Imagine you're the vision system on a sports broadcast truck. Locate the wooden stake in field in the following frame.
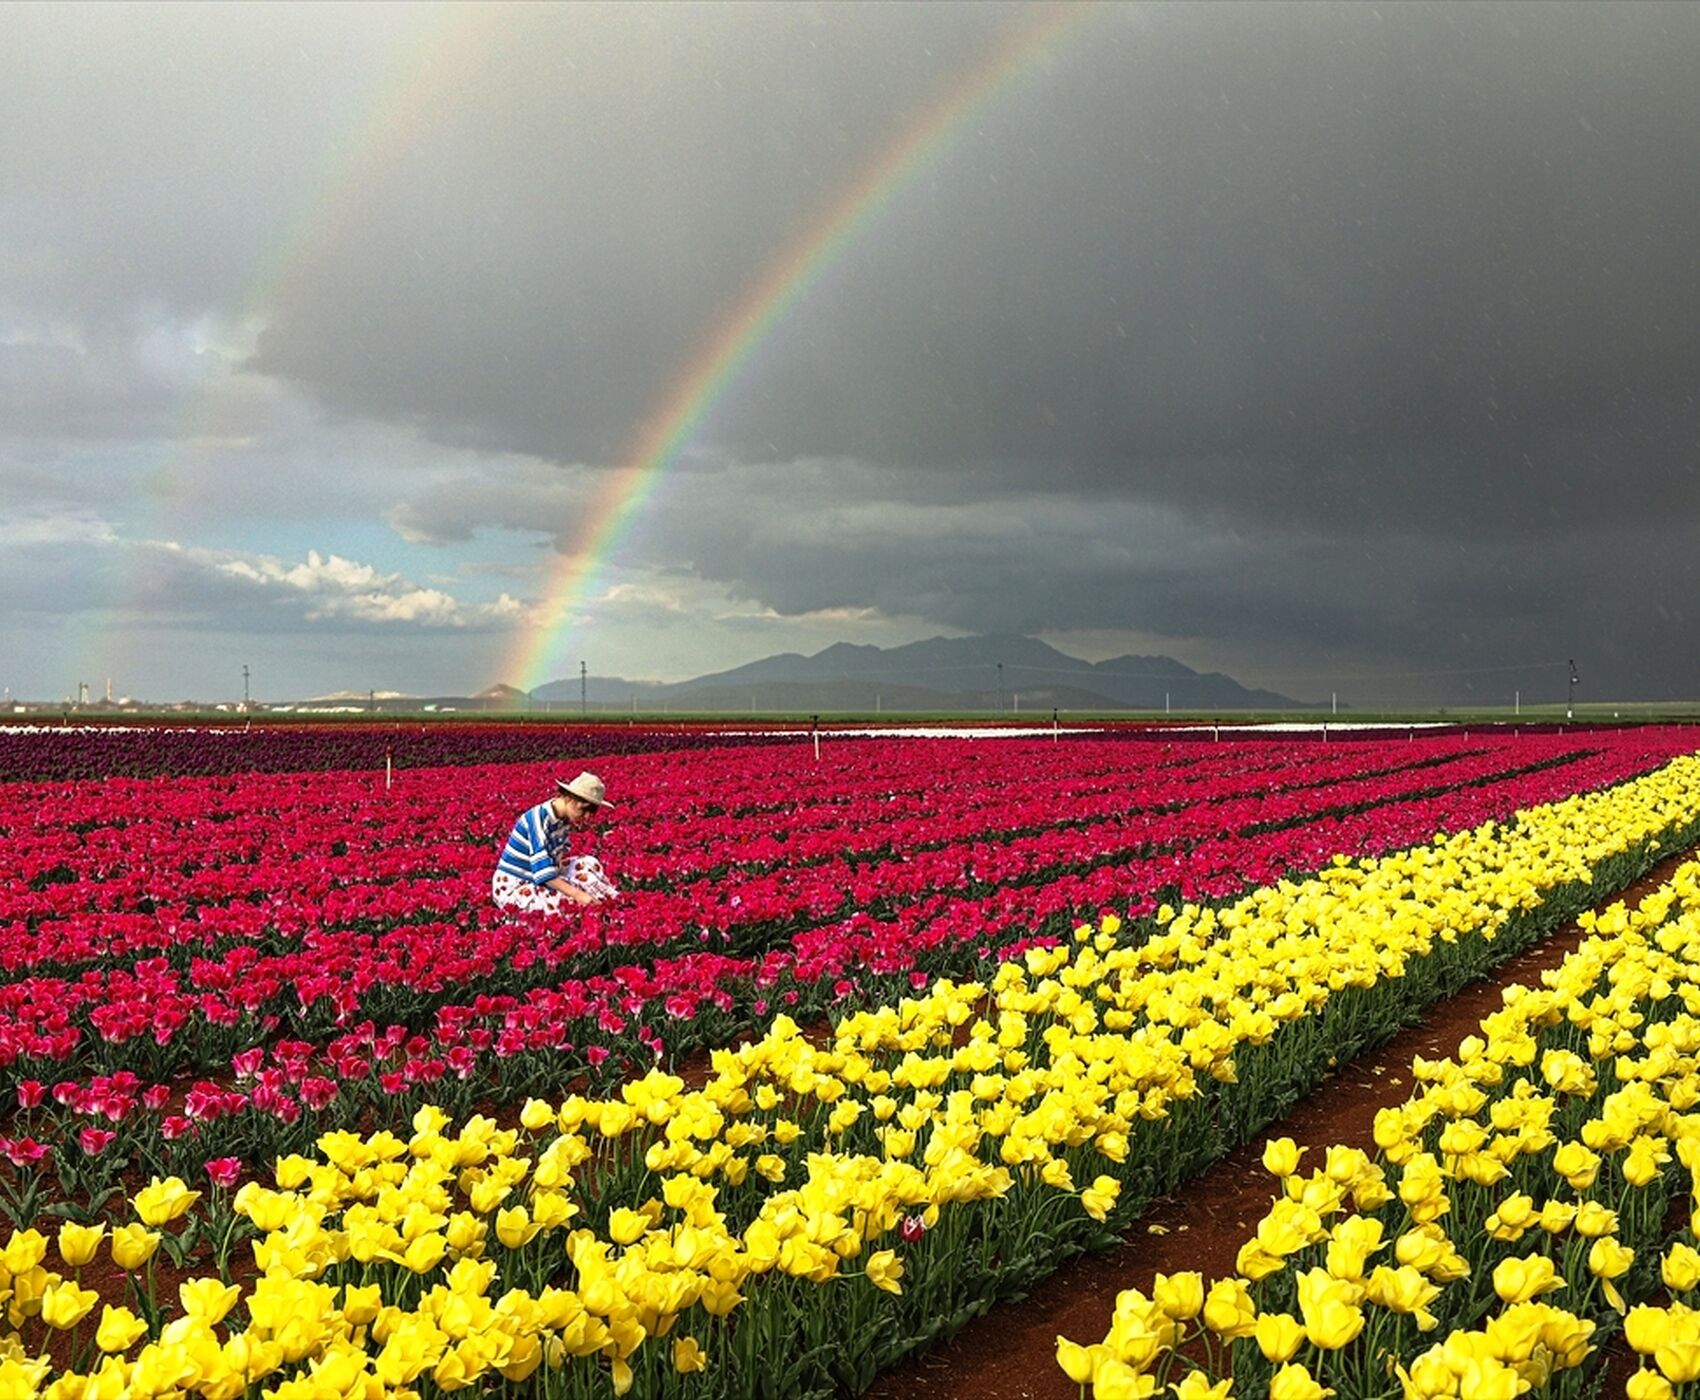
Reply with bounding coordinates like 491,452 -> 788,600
811,715 -> 820,762
385,747 -> 392,791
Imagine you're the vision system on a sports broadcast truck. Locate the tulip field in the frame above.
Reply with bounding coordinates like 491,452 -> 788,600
1056,852 -> 1700,1400
4,723 -> 1700,1398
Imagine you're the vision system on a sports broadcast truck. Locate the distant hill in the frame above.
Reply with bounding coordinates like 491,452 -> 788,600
532,633 -> 1312,711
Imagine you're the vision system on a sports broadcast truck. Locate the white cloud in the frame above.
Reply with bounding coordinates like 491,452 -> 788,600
600,582 -> 689,615
163,543 -> 531,630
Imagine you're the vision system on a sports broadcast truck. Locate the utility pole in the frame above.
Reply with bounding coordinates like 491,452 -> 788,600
242,664 -> 250,710
996,662 -> 1003,716
1567,659 -> 1578,721
580,660 -> 587,717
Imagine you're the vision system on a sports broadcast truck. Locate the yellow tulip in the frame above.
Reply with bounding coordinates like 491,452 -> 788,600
342,1283 -> 383,1326
1363,1264 -> 1441,1330
1267,1361 -> 1333,1400
1324,1215 -> 1384,1281
110,1223 -> 162,1271
673,1335 -> 708,1374
1202,1278 -> 1257,1340
1627,1366 -> 1677,1400
444,1211 -> 487,1257
1254,1311 -> 1306,1364
1262,1137 -> 1304,1178
607,1208 -> 648,1246
1664,1242 -> 1700,1292
519,1098 -> 555,1131
1656,1338 -> 1700,1385
1492,1255 -> 1564,1304
495,1206 -> 541,1249
1552,1141 -> 1601,1189
40,1280 -> 100,1330
865,1249 -> 904,1295
1171,1373 -> 1235,1400
178,1278 -> 240,1326
1573,1201 -> 1619,1238
1457,1355 -> 1531,1400
1055,1336 -> 1102,1384
1092,1359 -> 1160,1399
2,1227 -> 48,1273
1396,1348 -> 1458,1400
1591,1235 -> 1637,1311
95,1303 -> 150,1353
1626,1305 -> 1671,1355
1080,1175 -> 1121,1222
1295,1267 -> 1364,1350
1624,1136 -> 1671,1186
0,1356 -> 52,1399
1234,1240 -> 1285,1282
1152,1271 -> 1204,1322
375,1324 -> 436,1386
52,1220 -> 104,1271
401,1232 -> 447,1274
133,1176 -> 202,1227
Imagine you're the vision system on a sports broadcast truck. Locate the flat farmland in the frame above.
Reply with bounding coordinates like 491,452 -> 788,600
2,723 -> 1698,1398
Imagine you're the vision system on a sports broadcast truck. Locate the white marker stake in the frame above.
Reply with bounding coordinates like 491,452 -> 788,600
386,752 -> 393,791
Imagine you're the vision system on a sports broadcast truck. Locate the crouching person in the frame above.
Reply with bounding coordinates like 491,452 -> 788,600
493,771 -> 617,913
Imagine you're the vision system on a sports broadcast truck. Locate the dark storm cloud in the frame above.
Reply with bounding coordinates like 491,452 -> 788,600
238,2 -> 1700,543
0,2 -> 408,324
629,458 -> 1700,702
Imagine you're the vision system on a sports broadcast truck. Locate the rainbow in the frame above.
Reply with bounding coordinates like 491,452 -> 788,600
507,1 -> 1098,693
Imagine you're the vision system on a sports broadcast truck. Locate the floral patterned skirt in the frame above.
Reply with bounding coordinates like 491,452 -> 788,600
491,856 -> 617,914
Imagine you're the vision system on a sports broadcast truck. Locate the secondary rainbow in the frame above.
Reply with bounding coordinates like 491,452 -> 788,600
86,5 -> 497,694
508,1 -> 1098,693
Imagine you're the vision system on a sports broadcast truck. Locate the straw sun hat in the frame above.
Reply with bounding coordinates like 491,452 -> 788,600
556,771 -> 613,808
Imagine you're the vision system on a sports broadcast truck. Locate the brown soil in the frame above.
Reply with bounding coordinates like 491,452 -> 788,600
863,849 -> 1698,1400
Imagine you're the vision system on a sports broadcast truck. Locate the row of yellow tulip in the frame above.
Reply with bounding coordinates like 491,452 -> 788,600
8,754 -> 1700,1398
1059,848 -> 1700,1399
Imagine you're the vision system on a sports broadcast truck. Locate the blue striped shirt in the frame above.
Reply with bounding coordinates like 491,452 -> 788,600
497,801 -> 570,885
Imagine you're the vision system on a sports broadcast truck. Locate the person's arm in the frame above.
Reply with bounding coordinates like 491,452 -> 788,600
543,875 -> 599,906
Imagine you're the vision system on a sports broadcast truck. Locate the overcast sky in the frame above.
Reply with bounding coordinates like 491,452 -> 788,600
5,0 -> 1699,706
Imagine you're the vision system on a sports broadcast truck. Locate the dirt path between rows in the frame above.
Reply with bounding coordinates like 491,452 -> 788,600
864,847 -> 1699,1400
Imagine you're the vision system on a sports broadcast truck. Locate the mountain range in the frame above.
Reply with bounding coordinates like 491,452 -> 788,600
530,634 -> 1311,712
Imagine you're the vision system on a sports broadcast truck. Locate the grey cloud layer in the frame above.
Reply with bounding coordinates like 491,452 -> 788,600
238,3 -> 1700,537
6,2 -> 1700,699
